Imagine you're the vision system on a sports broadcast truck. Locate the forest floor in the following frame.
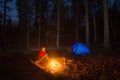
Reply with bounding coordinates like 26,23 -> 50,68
0,48 -> 120,80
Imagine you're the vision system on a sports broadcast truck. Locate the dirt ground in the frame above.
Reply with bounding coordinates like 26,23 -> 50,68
0,53 -> 71,80
0,50 -> 120,80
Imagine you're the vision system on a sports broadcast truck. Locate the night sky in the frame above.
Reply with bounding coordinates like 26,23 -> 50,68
7,0 -> 18,22
0,0 -> 18,22
0,0 -> 118,22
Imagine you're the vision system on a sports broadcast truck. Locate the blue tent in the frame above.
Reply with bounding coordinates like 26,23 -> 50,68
72,42 -> 90,55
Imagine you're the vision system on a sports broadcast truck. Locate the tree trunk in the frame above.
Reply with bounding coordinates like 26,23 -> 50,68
26,0 -> 29,49
57,0 -> 60,48
93,0 -> 97,44
76,0 -> 79,42
27,15 -> 30,49
85,0 -> 89,46
38,18 -> 41,48
103,0 -> 109,48
3,0 -> 6,28
35,0 -> 41,49
2,0 -> 7,54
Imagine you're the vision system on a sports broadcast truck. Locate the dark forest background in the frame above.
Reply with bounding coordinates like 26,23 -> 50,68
0,0 -> 120,54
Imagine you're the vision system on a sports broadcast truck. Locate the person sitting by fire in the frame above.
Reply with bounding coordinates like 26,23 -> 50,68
34,47 -> 49,69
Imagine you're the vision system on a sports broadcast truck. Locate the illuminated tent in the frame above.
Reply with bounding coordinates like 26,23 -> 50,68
72,42 -> 90,55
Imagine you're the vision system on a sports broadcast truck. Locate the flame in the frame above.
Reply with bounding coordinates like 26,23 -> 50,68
47,59 -> 62,74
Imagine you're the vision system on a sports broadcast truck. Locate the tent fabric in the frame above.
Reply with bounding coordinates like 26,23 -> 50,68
72,42 -> 90,55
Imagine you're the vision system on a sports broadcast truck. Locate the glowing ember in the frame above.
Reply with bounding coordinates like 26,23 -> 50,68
47,60 -> 62,74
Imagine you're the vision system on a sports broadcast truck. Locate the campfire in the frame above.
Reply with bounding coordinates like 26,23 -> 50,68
44,57 -> 68,75
47,59 -> 62,74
